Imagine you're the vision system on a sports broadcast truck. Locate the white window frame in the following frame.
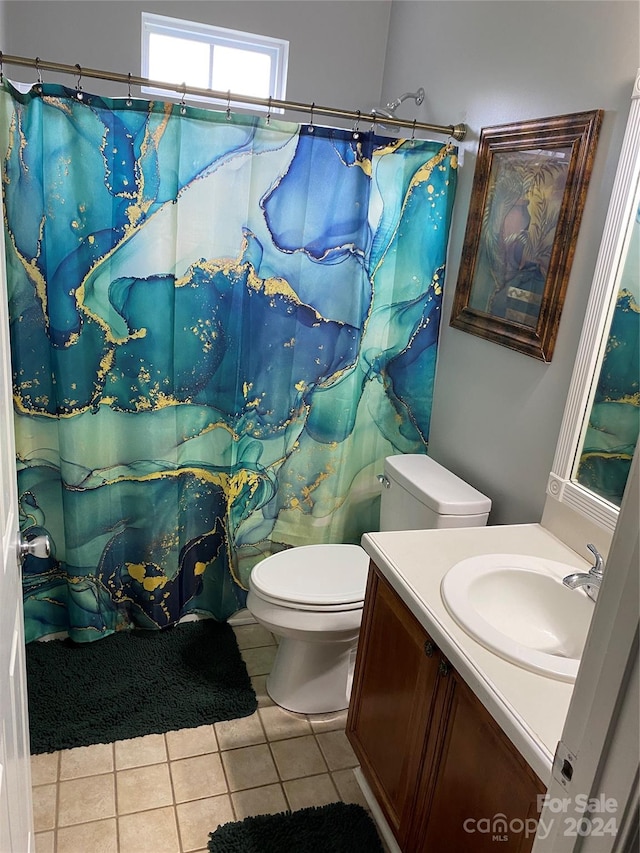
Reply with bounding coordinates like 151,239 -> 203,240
141,12 -> 288,111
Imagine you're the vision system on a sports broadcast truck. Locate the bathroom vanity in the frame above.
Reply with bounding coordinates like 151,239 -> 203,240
346,523 -> 592,853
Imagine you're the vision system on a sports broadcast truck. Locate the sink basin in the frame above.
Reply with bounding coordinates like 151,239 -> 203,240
441,554 -> 595,682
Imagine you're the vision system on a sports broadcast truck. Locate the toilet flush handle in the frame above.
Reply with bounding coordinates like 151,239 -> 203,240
377,474 -> 391,489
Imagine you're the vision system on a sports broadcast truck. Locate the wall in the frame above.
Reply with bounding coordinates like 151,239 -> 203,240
381,1 -> 639,524
1,1 -> 391,115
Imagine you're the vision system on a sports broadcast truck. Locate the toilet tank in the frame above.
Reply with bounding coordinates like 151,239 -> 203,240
379,454 -> 491,531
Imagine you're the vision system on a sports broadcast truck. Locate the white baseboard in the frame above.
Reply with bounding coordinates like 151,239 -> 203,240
227,608 -> 257,627
353,767 -> 402,853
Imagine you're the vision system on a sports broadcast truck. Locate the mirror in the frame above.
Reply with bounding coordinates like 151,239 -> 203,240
548,70 -> 640,532
575,194 -> 639,506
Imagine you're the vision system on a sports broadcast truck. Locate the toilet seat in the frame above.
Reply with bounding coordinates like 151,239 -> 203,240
250,544 -> 369,612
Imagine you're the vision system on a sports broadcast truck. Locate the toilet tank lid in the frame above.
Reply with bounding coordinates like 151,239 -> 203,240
384,455 -> 491,516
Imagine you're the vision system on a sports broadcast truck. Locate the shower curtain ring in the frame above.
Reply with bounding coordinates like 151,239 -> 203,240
34,57 -> 43,93
308,102 -> 315,133
370,109 -> 377,136
180,82 -> 187,115
266,96 -> 272,125
75,63 -> 83,100
126,72 -> 133,107
410,118 -> 417,145
353,110 -> 361,139
226,90 -> 232,121
0,52 -> 3,85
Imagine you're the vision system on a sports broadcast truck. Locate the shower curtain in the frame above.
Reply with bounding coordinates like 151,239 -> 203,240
1,80 -> 458,643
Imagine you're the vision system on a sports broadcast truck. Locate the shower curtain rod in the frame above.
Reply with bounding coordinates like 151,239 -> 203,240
0,52 -> 467,141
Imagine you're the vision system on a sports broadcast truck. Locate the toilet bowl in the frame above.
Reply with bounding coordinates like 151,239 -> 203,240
247,544 -> 370,714
247,455 -> 492,714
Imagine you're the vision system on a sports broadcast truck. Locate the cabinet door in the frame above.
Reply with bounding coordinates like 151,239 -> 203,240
411,668 -> 545,853
347,566 -> 441,847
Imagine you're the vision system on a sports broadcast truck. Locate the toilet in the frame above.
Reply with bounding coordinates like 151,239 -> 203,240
246,454 -> 491,714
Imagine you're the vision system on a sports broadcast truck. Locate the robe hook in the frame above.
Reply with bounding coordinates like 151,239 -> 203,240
353,110 -> 361,140
75,63 -> 83,100
308,102 -> 315,133
226,90 -> 232,121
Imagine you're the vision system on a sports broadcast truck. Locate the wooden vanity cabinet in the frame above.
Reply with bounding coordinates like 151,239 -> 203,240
347,563 -> 545,853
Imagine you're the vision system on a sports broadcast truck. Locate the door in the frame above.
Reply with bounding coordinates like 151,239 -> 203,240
347,567 -> 442,847
415,667 -> 544,853
532,448 -> 639,853
0,217 -> 34,849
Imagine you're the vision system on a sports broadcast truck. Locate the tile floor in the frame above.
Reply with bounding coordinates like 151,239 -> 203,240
31,622 -> 373,853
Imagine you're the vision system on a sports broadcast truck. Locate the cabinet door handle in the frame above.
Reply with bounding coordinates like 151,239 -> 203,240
424,641 -> 435,657
438,659 -> 451,677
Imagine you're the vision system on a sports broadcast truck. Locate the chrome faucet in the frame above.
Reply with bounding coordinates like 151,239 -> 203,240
562,544 -> 605,602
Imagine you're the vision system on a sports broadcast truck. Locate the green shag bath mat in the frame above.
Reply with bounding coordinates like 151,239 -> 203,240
208,802 -> 384,853
27,620 -> 257,754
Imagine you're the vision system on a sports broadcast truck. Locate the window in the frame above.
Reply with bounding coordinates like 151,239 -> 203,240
141,13 -> 289,110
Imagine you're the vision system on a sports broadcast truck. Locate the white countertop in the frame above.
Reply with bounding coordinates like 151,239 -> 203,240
361,523 -> 592,784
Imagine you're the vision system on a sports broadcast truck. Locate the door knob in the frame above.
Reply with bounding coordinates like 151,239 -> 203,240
18,533 -> 51,563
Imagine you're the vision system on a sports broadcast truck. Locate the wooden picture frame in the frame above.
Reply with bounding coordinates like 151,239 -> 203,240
450,110 -> 603,361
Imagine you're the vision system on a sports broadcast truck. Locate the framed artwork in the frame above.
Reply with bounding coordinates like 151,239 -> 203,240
450,110 -> 603,361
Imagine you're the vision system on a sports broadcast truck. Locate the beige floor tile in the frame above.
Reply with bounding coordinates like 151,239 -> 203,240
332,768 -> 369,808
34,831 -> 54,853
308,708 -> 349,733
57,817 -> 117,853
32,784 -> 57,832
231,782 -> 288,820
221,743 -> 279,791
116,762 -> 173,815
29,633 -> 371,850
214,712 -> 265,750
240,645 -> 278,676
270,735 -> 328,781
176,794 -> 234,851
259,705 -> 311,741
232,623 -> 275,650
118,806 -> 180,853
170,753 -> 228,803
114,732 -> 167,769
31,753 -> 59,786
59,742 -> 114,780
166,725 -> 218,760
31,785 -> 58,832
316,729 -> 358,770
283,773 -> 339,811
250,674 -> 275,708
58,773 -> 115,827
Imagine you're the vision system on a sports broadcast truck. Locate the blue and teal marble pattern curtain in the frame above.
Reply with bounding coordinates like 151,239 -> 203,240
1,81 -> 457,642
